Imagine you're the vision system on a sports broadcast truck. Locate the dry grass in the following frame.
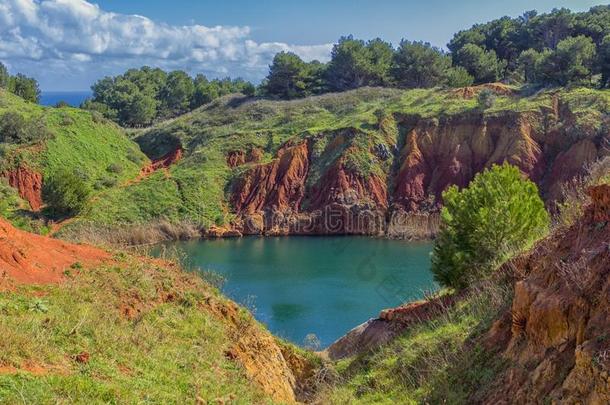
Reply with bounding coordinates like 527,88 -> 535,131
58,219 -> 203,248
555,156 -> 610,228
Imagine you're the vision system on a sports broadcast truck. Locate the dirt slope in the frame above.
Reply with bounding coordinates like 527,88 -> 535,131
481,184 -> 609,404
0,218 -> 109,286
0,217 -> 316,403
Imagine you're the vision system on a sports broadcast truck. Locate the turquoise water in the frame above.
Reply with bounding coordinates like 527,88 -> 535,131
162,236 -> 434,347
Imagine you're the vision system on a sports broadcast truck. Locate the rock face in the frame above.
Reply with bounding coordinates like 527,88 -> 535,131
481,184 -> 610,404
1,166 -> 43,211
228,107 -> 608,238
210,298 -> 316,404
232,141 -> 311,214
138,146 -> 183,179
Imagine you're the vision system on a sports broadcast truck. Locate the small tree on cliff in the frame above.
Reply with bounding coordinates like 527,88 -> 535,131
431,163 -> 549,290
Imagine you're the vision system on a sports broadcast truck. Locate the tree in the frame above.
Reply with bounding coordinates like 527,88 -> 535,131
537,35 -> 596,86
529,8 -> 575,49
0,62 -> 9,89
325,36 -> 392,91
366,38 -> 394,86
516,48 -> 546,84
191,74 -> 216,108
598,34 -> 610,87
160,70 -> 195,117
391,40 -> 451,88
445,66 -> 474,87
455,44 -> 505,84
9,73 -> 40,103
124,91 -> 157,127
43,169 -> 92,216
263,52 -> 308,99
431,163 -> 549,290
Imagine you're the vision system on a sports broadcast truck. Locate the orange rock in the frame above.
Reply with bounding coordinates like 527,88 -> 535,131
1,166 -> 43,211
481,182 -> 610,403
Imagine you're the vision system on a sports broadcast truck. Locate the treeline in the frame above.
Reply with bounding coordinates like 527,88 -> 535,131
83,67 -> 255,127
263,6 -> 610,99
85,6 -> 610,125
0,62 -> 40,103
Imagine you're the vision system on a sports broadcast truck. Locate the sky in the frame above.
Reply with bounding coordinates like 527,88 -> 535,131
0,0 -> 604,91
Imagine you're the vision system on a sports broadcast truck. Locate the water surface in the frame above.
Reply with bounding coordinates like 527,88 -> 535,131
40,91 -> 91,107
161,236 -> 434,347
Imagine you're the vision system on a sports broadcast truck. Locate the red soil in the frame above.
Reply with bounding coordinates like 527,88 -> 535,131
231,141 -> 311,214
226,148 -> 263,168
0,218 -> 110,287
133,147 -> 183,183
309,157 -> 388,210
1,166 -> 43,211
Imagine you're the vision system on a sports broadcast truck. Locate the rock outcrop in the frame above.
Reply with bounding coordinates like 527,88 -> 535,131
226,147 -> 263,168
325,294 -> 459,360
1,166 -> 43,211
481,184 -> 610,404
228,108 -> 607,238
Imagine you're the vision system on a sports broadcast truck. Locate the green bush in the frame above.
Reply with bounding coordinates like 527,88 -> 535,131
0,112 -> 52,144
107,163 -> 124,174
431,163 -> 549,290
43,169 -> 92,216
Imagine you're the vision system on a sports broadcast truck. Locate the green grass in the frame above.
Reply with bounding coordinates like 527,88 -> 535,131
320,282 -> 513,404
0,89 -> 147,228
0,256 -> 275,404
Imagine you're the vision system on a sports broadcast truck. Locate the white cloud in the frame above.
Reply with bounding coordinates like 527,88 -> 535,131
0,0 -> 333,89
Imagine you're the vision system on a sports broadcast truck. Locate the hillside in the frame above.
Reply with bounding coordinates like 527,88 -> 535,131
60,84 -> 609,242
0,88 -> 148,231
0,217 -> 319,403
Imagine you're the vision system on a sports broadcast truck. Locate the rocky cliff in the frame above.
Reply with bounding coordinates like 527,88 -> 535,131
481,184 -> 609,404
227,95 -> 608,238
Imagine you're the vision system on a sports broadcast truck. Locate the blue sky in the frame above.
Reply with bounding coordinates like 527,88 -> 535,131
0,0 -> 603,91
95,0 -> 601,46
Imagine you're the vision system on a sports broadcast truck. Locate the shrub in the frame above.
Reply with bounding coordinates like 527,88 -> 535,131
0,112 -> 52,144
0,112 -> 27,143
43,169 -> 92,216
59,112 -> 75,126
477,89 -> 496,110
431,163 -> 549,290
107,163 -> 123,174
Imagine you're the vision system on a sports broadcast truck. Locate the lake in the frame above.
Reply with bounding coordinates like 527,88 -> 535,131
160,236 -> 435,347
40,91 -> 91,107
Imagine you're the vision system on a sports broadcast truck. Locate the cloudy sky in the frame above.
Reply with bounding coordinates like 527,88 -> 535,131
0,0 -> 602,91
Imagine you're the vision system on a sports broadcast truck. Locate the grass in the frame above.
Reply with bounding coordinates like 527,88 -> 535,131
0,255 -> 276,404
318,280 -> 513,404
0,89 -> 148,229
